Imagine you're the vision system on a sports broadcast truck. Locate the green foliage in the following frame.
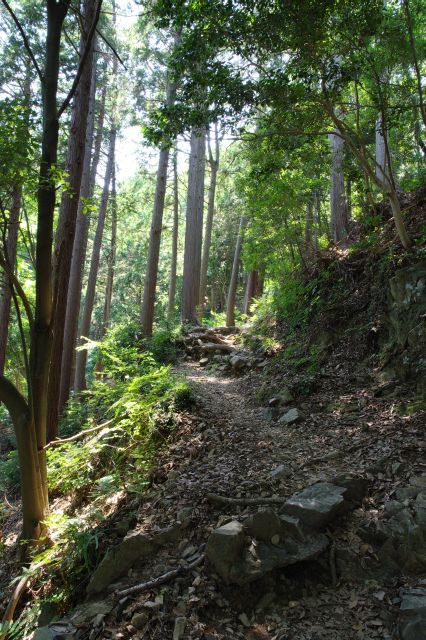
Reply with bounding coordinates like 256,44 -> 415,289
50,322 -> 189,497
0,450 -> 20,493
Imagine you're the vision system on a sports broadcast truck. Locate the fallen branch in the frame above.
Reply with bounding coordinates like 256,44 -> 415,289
0,562 -> 43,640
44,418 -> 116,449
206,492 -> 287,506
115,554 -> 205,599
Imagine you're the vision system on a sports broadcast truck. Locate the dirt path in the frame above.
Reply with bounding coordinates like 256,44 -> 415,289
106,352 -> 424,640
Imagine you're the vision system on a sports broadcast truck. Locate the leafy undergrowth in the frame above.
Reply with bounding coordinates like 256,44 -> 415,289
0,322 -> 194,638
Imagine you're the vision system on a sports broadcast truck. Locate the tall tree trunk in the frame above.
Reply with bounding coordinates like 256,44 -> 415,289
47,0 -> 97,443
329,132 -> 349,245
0,190 -> 21,375
74,128 -> 116,392
181,128 -> 206,324
140,78 -> 177,336
0,0 -> 71,543
324,100 -> 411,249
100,164 -> 117,339
59,56 -> 103,414
226,216 -> 246,327
243,269 -> 262,315
199,123 -> 219,307
167,147 -> 179,318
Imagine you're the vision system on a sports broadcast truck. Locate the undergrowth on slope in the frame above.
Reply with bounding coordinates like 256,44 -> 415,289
0,323 -> 193,636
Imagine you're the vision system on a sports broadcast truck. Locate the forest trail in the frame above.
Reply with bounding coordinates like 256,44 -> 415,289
84,337 -> 426,640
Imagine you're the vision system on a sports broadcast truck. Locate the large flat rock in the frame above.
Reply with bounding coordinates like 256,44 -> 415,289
281,482 -> 348,528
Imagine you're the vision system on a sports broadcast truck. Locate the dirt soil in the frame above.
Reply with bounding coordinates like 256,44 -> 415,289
87,342 -> 426,640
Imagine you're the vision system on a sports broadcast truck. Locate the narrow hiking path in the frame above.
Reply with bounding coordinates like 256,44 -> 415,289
77,339 -> 426,640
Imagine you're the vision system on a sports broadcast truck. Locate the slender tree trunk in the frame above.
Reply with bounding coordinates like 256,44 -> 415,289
100,164 -> 117,338
304,199 -> 314,259
0,190 -> 21,375
74,128 -> 116,391
199,123 -> 219,307
47,0 -> 97,442
226,216 -> 246,327
181,128 -> 206,324
329,132 -> 349,245
59,56 -> 102,414
243,269 -> 262,315
167,147 -> 179,318
324,99 -> 411,249
313,191 -> 320,256
140,79 -> 177,336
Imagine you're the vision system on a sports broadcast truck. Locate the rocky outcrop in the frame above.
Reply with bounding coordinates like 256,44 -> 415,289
357,474 -> 426,576
399,587 -> 426,640
86,523 -> 181,596
383,262 -> 426,396
206,475 -> 368,585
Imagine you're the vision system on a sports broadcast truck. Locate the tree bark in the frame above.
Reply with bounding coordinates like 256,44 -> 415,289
199,123 -> 219,307
59,54 -> 102,414
329,131 -> 349,245
47,0 -> 98,442
181,128 -> 206,324
243,269 -> 262,315
0,190 -> 21,375
74,128 -> 116,391
100,164 -> 117,338
167,147 -> 179,318
304,199 -> 314,259
226,216 -> 246,327
324,99 -> 411,249
140,78 -> 177,336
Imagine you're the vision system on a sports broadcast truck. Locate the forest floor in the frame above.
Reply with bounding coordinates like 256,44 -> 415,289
86,333 -> 426,640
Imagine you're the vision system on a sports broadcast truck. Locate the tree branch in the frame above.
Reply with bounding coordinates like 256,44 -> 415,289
0,251 -> 34,327
0,0 -> 43,84
57,0 -> 103,118
0,375 -> 29,425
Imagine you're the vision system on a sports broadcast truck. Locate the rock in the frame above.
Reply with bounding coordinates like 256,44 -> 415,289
70,600 -> 114,625
384,500 -> 406,517
173,616 -> 187,640
400,588 -> 426,613
239,613 -> 251,627
278,387 -> 294,405
259,408 -> 273,421
249,509 -> 281,542
410,475 -> 426,491
331,473 -> 368,504
401,618 -> 426,640
278,408 -> 303,425
177,507 -> 193,522
400,588 -> 426,640
395,487 -> 419,501
230,355 -> 249,370
281,482 -> 348,528
279,514 -> 305,541
30,623 -> 77,640
270,464 -> 292,480
131,612 -> 148,629
37,601 -> 60,627
199,357 -> 209,367
86,524 -> 181,595
206,521 -> 245,582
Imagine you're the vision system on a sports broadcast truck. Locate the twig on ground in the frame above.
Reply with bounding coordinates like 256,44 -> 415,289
115,554 -> 205,599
